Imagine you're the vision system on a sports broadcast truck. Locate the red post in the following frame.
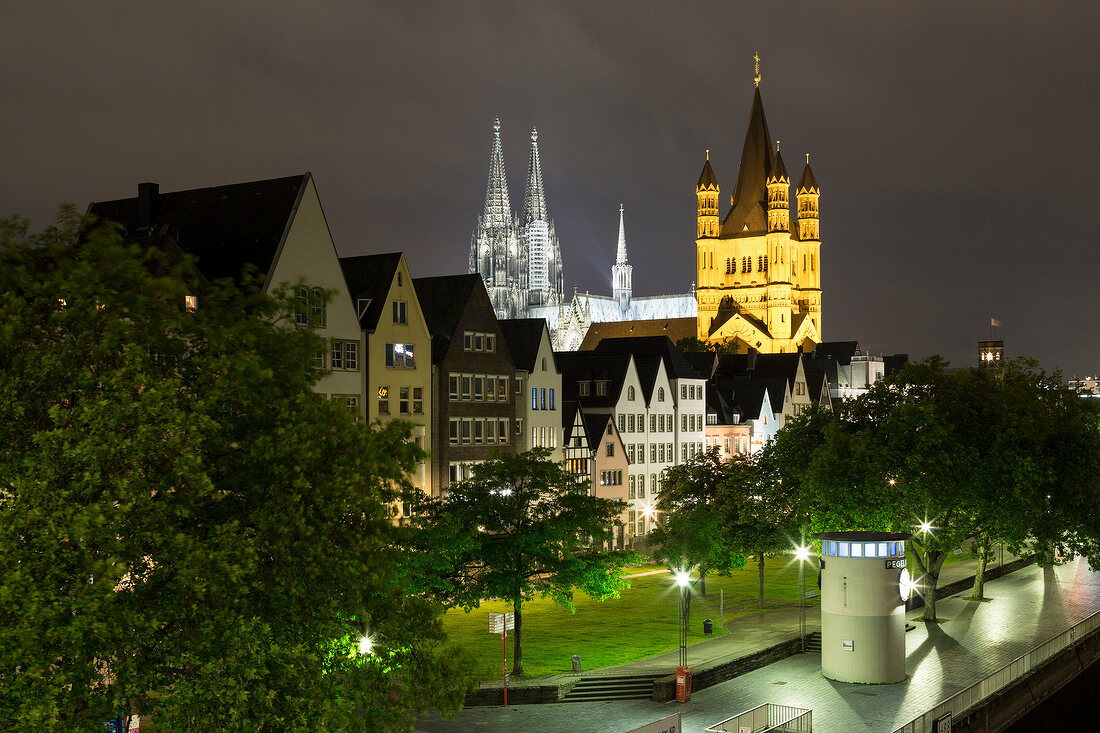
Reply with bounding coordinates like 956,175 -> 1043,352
502,627 -> 508,706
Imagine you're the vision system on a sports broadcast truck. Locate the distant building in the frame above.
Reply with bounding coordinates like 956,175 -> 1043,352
340,253 -> 432,504
1068,376 -> 1100,396
805,341 -> 906,402
694,72 -> 823,354
978,339 -> 1005,371
499,318 -> 563,463
467,119 -> 694,350
414,274 -> 518,495
88,174 -> 365,411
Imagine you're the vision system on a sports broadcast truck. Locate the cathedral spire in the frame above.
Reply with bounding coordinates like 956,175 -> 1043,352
482,117 -> 512,229
612,204 -> 632,311
521,127 -> 547,226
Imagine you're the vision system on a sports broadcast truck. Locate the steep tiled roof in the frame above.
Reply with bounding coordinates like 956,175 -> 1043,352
578,317 -> 697,351
582,412 -> 613,454
591,336 -> 702,381
498,318 -> 549,373
412,274 -> 483,364
722,87 -> 775,238
87,175 -> 308,286
339,252 -> 402,331
555,351 -> 633,408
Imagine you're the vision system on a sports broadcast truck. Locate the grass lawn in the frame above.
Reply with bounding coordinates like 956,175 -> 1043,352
441,554 -> 820,682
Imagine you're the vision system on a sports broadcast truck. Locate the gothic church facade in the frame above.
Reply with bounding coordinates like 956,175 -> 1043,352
695,77 -> 823,354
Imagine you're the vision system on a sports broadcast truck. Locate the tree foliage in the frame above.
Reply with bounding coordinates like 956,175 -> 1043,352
768,357 -> 1100,621
414,449 -> 634,677
655,449 -> 747,596
0,210 -> 470,731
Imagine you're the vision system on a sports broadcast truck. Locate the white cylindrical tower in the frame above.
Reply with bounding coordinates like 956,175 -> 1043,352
814,531 -> 911,684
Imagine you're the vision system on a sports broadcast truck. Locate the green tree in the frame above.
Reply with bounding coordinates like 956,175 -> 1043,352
770,358 -> 1100,621
654,449 -> 747,596
675,336 -> 739,356
0,210 -> 470,731
416,449 -> 634,677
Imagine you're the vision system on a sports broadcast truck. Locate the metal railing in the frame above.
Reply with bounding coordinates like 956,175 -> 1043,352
705,703 -> 812,733
892,607 -> 1100,733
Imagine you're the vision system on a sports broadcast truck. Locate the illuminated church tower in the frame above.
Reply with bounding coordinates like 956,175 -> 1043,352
519,127 -> 564,308
695,56 -> 822,353
470,118 -> 527,318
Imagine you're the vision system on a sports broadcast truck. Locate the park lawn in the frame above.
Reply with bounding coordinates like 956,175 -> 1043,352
441,554 -> 819,682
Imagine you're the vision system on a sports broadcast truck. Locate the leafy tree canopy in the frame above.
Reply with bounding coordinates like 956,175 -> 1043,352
414,449 -> 634,676
0,210 -> 470,731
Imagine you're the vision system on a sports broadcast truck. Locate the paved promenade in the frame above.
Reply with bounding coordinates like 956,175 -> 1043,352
414,556 -> 1100,733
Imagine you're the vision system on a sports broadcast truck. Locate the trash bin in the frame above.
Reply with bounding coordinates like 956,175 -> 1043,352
676,665 -> 692,702
703,618 -> 713,635
571,654 -> 582,673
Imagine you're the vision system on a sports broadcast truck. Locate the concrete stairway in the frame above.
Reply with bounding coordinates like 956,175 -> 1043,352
559,673 -> 665,703
803,631 -> 822,652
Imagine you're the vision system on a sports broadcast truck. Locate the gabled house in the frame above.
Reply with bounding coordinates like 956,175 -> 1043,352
562,402 -> 629,549
414,274 -> 517,495
499,318 -> 563,463
340,253 -> 432,501
709,376 -> 780,454
87,174 -> 363,408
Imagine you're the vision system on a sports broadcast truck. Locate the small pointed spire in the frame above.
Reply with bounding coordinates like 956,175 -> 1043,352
615,204 -> 628,265
753,51 -> 761,87
706,148 -> 710,160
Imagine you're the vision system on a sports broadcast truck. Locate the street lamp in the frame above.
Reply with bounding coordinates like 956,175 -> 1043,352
795,545 -> 810,651
674,569 -> 691,668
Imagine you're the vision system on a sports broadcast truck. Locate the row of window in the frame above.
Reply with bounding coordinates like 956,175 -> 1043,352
377,385 -> 424,415
821,540 -> 906,559
463,331 -> 496,352
448,373 -> 510,402
578,381 -> 609,397
599,470 -> 623,486
627,473 -> 661,499
618,412 -> 701,435
566,457 -> 589,476
448,418 -> 512,446
708,435 -> 751,455
531,387 -> 556,411
680,384 -> 702,400
531,425 -> 557,449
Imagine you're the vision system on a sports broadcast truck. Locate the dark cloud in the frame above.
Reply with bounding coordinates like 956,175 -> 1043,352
3,1 -> 1098,376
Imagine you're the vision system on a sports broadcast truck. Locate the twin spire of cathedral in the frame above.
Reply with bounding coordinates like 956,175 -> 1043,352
469,119 -> 564,318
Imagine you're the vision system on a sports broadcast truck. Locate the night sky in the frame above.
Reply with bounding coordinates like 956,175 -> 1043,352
4,2 -> 1098,377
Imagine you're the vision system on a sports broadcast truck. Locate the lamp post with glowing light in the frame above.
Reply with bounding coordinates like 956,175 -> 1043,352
795,544 -> 810,651
675,569 -> 691,668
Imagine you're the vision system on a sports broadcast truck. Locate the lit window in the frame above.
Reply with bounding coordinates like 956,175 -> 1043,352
185,295 -> 198,312
377,385 -> 389,414
385,343 -> 415,369
851,543 -> 863,558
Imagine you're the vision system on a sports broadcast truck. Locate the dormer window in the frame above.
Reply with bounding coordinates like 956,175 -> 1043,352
596,381 -> 608,396
579,381 -> 591,397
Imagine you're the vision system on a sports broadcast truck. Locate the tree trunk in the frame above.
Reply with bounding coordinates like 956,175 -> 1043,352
699,566 -> 707,597
758,552 -> 765,608
971,537 -> 989,600
512,597 -> 523,677
922,550 -> 946,622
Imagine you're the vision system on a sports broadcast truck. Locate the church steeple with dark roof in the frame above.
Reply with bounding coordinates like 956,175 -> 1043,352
697,150 -> 720,238
724,86 -> 776,236
694,55 -> 823,354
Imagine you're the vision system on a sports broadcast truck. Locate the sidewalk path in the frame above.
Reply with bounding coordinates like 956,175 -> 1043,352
415,555 -> 1100,732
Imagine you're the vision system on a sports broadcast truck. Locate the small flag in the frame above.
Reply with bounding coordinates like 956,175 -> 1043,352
990,317 -> 1001,327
